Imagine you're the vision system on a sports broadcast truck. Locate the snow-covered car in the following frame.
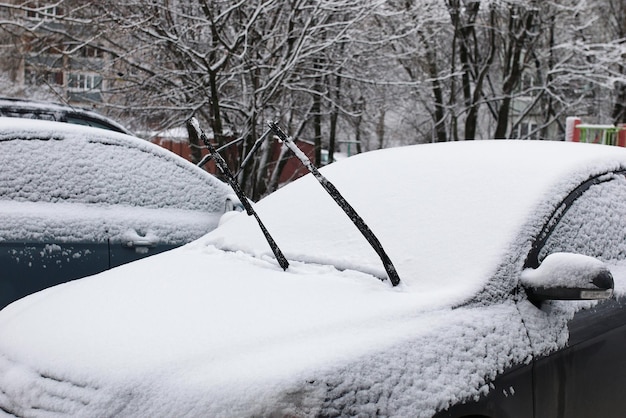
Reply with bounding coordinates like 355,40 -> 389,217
0,118 -> 235,309
0,96 -> 132,135
1,140 -> 626,417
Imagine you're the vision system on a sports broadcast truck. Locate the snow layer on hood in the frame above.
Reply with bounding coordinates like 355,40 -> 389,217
206,140 -> 626,300
0,245 -> 530,418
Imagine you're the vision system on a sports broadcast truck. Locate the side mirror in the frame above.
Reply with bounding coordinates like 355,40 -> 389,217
521,252 -> 613,302
224,195 -> 244,213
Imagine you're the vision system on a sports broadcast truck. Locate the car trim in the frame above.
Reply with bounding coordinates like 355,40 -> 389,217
524,170 -> 626,269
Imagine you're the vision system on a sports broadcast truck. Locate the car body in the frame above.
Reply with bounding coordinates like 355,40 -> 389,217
1,140 -> 626,417
0,96 -> 132,135
0,118 -> 235,309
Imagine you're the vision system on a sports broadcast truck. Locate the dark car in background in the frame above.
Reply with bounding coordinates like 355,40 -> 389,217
0,117 -> 236,309
0,96 -> 132,134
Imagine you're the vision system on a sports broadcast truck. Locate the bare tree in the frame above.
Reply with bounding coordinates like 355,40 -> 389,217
12,0 -> 383,198
1,0 -> 624,192
371,0 -> 625,142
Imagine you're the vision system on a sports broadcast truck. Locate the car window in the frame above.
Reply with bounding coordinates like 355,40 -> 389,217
64,115 -> 128,134
538,174 -> 626,263
531,176 -> 626,418
1,110 -> 57,121
1,99 -> 133,135
0,135 -> 227,213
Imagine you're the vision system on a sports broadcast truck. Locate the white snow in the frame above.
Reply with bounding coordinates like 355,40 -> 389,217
521,252 -> 610,288
0,250 -> 531,417
0,118 -> 232,244
0,200 -> 221,244
205,140 -> 626,299
2,139 -> 626,416
537,174 -> 626,263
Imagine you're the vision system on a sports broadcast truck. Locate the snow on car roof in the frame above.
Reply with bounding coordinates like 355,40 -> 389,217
2,139 -> 626,416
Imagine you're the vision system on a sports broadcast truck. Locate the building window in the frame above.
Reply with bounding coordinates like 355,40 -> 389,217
24,66 -> 63,86
25,2 -> 64,19
516,72 -> 539,98
515,122 -> 539,140
68,73 -> 102,92
80,46 -> 104,59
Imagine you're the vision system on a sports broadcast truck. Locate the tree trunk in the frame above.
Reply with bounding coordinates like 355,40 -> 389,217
448,0 -> 482,139
494,5 -> 537,139
613,81 -> 626,124
312,87 -> 323,167
376,108 -> 385,149
328,74 -> 341,164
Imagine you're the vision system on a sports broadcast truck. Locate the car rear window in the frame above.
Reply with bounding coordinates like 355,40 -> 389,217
0,110 -> 57,121
0,134 -> 228,213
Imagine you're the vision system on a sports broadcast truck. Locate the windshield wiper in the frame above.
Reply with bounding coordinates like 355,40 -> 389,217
267,121 -> 400,287
187,118 -> 289,271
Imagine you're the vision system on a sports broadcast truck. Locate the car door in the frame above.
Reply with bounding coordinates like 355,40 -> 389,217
0,122 -> 229,310
0,238 -> 109,310
99,141 -> 228,268
524,172 -> 626,418
108,223 -> 180,268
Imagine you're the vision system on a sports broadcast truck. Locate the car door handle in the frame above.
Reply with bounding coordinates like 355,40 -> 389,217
122,239 -> 157,248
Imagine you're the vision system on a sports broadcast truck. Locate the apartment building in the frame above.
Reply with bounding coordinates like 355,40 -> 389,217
1,1 -> 109,104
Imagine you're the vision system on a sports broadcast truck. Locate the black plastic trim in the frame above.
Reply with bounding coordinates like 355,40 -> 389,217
524,171 -> 626,269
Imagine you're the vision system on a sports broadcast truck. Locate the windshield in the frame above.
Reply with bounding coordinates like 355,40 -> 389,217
204,141 -> 626,300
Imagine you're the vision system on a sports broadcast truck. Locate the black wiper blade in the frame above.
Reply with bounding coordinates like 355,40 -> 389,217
196,136 -> 245,169
267,121 -> 400,286
187,118 -> 289,271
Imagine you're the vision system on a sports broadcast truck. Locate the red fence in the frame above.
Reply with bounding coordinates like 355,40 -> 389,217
152,135 -> 316,187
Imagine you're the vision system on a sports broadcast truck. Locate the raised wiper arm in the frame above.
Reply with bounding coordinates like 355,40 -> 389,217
196,136 -> 244,169
187,118 -> 289,271
267,121 -> 400,286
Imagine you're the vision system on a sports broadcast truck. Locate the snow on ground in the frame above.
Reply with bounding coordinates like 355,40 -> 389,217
2,140 -> 626,416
